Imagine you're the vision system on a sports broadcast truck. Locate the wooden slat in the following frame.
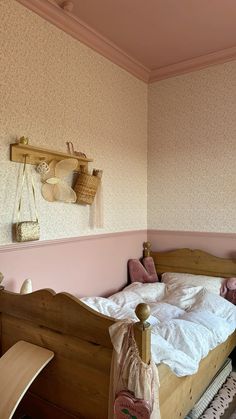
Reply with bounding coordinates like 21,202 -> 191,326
151,248 -> 236,277
0,340 -> 54,419
0,289 -> 114,348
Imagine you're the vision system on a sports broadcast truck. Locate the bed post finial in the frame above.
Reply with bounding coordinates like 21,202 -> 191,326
135,303 -> 151,325
133,303 -> 151,364
143,241 -> 151,257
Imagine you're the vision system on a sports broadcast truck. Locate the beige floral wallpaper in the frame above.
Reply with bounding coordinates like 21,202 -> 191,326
148,61 -> 236,233
0,0 -> 148,245
2,0 -> 236,245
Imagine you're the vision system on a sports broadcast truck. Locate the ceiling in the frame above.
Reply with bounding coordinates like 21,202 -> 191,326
17,0 -> 236,82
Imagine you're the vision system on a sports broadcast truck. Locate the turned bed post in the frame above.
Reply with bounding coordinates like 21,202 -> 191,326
143,241 -> 151,257
133,303 -> 151,364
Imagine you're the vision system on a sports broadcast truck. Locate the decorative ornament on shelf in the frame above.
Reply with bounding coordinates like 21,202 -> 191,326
36,161 -> 50,176
66,141 -> 87,158
19,136 -> 29,145
40,158 -> 77,203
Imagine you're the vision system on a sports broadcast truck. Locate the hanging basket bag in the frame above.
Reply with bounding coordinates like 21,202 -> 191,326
74,167 -> 102,205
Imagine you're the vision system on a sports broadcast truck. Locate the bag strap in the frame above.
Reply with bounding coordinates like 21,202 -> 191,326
17,155 -> 39,224
66,141 -> 74,154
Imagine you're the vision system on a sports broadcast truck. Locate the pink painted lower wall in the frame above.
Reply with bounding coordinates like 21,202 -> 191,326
0,231 -> 147,297
148,230 -> 236,259
3,229 -> 235,297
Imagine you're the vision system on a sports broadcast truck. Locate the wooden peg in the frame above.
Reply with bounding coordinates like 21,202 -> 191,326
19,136 -> 29,145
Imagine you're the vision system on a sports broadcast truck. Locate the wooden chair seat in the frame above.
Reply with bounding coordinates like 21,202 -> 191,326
0,340 -> 54,419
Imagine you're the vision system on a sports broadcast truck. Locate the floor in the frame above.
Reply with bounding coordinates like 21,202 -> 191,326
218,352 -> 236,419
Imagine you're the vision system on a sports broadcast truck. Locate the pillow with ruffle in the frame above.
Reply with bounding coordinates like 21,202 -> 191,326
161,272 -> 224,295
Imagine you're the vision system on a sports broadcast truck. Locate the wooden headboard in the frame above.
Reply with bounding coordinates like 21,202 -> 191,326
143,242 -> 236,277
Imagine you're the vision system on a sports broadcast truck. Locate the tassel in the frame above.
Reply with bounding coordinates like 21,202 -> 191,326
89,170 -> 103,229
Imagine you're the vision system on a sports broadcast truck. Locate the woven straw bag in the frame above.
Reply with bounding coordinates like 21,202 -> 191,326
74,167 -> 102,205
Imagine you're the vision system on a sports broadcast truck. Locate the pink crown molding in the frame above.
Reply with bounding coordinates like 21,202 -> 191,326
149,45 -> 236,83
16,0 -> 149,83
15,0 -> 236,84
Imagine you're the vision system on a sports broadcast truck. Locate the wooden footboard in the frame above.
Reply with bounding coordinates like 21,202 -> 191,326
0,290 -> 114,419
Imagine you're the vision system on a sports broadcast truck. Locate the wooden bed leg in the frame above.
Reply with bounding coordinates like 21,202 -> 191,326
133,303 -> 151,364
0,340 -> 54,419
143,241 -> 151,257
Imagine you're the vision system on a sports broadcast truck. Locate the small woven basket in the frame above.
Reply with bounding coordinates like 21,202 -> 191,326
74,168 -> 102,205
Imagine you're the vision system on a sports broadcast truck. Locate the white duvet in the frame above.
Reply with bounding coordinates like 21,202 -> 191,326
81,282 -> 236,377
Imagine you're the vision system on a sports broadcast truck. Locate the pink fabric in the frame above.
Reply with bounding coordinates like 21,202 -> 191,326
220,278 -> 236,305
108,320 -> 160,419
128,258 -> 158,283
142,257 -> 158,282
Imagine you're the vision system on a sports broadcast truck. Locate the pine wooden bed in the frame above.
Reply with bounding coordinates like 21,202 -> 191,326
0,243 -> 235,419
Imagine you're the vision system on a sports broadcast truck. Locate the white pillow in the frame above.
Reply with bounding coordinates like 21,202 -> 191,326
163,284 -> 205,310
161,272 -> 224,295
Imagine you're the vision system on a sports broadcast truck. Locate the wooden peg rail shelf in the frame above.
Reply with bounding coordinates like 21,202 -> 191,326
10,143 -> 93,171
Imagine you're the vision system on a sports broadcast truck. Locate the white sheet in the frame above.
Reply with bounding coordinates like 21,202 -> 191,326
81,282 -> 236,377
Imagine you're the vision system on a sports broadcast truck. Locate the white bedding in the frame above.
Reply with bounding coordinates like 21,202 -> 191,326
81,282 -> 236,377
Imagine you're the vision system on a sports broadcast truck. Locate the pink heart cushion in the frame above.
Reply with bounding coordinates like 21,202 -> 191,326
114,390 -> 151,419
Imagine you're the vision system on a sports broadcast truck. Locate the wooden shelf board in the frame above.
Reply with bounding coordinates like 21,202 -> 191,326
10,143 -> 93,169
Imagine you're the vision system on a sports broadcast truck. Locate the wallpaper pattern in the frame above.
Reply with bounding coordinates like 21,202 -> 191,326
0,0 -> 147,245
2,0 -> 236,245
148,61 -> 236,233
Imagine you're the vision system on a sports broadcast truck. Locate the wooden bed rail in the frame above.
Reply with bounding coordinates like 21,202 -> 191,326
133,303 -> 151,364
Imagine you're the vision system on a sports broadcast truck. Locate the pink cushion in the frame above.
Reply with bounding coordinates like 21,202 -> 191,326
128,257 -> 158,283
114,391 -> 151,419
220,278 -> 236,304
226,289 -> 236,305
142,257 -> 158,282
